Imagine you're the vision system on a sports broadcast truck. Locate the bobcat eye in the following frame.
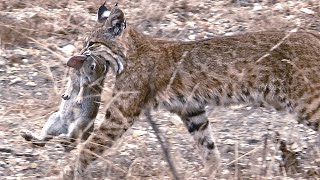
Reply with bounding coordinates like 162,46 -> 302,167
90,63 -> 96,71
87,41 -> 94,47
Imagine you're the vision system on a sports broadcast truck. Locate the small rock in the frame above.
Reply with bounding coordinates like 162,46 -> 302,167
308,139 -> 316,143
286,15 -> 296,20
31,72 -> 38,77
300,8 -> 315,15
223,139 -> 235,145
169,115 -> 182,126
126,144 -> 138,149
132,130 -> 147,137
188,34 -> 196,40
35,92 -> 42,96
26,81 -> 37,87
30,163 -> 38,169
5,176 -> 16,180
274,4 -> 283,11
290,142 -> 299,152
13,49 -> 28,56
61,44 -> 76,56
253,4 -> 263,11
0,59 -> 5,66
22,59 -> 29,64
221,169 -> 230,175
9,77 -> 22,85
225,32 -> 235,36
7,159 -> 18,165
186,21 -> 196,27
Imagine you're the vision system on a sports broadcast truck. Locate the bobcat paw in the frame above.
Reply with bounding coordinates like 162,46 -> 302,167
203,149 -> 221,175
61,93 -> 70,100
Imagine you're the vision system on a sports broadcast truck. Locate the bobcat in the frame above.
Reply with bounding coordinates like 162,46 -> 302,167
60,3 -> 320,179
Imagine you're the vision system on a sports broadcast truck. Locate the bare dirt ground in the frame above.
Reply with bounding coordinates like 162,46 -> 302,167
0,0 -> 319,179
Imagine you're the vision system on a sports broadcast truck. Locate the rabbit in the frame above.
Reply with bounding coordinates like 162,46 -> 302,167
21,54 -> 110,151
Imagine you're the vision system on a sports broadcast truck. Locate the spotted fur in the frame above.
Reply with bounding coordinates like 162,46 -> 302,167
61,3 -> 320,179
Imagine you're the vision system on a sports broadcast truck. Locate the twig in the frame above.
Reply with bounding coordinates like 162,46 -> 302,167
255,27 -> 299,63
235,141 -> 239,179
225,145 -> 263,166
144,108 -> 180,180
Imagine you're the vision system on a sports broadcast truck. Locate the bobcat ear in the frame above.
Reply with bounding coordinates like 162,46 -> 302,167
107,6 -> 126,37
67,55 -> 87,69
97,1 -> 110,23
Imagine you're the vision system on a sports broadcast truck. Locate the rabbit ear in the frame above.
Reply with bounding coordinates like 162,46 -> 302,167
97,1 -> 110,23
67,55 -> 87,69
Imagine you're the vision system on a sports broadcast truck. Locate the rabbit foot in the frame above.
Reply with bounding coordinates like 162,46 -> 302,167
61,93 -> 71,100
76,96 -> 83,104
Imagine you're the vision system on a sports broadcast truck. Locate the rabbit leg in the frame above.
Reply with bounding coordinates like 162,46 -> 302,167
21,112 -> 67,147
59,117 -> 94,152
76,85 -> 86,104
62,76 -> 73,100
76,75 -> 91,105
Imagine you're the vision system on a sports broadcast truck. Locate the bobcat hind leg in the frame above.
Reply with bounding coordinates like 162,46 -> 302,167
179,109 -> 221,174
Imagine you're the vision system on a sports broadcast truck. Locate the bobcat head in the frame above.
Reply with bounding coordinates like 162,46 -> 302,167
74,3 -> 127,75
92,2 -> 126,40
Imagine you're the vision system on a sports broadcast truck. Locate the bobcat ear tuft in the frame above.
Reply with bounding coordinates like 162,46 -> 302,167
97,1 -> 110,23
67,55 -> 87,69
108,7 -> 126,37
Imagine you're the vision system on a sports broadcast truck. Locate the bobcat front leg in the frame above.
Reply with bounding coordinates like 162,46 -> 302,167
62,92 -> 143,179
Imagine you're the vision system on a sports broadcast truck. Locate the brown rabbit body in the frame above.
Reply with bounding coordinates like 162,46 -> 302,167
46,3 -> 319,179
21,55 -> 110,151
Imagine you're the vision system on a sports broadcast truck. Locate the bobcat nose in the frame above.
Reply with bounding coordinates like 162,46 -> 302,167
79,47 -> 92,55
81,50 -> 92,57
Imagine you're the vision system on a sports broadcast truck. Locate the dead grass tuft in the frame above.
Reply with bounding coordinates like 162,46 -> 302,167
0,14 -> 54,47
